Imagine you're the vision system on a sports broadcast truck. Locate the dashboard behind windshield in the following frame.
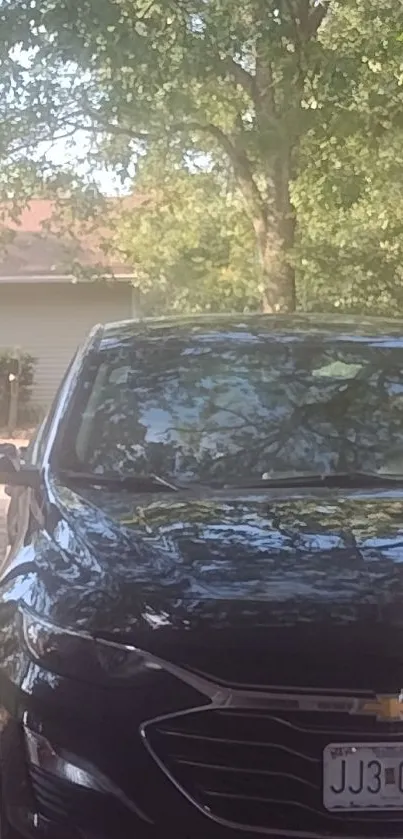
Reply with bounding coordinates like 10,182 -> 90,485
59,334 -> 403,484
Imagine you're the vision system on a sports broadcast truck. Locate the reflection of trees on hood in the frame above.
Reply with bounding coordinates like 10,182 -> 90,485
68,334 -> 403,481
103,495 -> 403,604
20,480 -> 403,636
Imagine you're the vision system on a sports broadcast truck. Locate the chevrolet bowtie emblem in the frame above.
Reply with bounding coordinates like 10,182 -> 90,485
358,694 -> 403,722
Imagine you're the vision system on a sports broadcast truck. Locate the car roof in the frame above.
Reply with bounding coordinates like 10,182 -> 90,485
96,312 -> 403,351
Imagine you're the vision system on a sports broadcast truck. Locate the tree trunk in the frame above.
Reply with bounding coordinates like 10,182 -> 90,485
260,152 -> 296,313
260,227 -> 296,313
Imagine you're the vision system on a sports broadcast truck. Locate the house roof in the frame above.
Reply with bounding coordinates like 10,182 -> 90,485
0,198 -> 138,283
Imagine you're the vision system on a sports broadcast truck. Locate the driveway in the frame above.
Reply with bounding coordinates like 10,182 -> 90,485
0,485 -> 8,564
0,438 -> 28,563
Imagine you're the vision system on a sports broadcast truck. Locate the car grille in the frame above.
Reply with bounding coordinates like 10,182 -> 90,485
144,706 -> 403,836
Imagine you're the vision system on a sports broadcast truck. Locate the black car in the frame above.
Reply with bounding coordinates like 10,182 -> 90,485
3,313 -> 403,839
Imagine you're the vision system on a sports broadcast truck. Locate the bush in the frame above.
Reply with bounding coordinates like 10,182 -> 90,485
0,351 -> 36,427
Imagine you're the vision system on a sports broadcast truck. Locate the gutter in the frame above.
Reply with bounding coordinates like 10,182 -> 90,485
0,273 -> 136,284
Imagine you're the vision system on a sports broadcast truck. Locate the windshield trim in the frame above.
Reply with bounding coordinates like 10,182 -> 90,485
58,469 -> 181,493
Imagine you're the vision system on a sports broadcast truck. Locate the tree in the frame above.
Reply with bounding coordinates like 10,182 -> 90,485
292,0 -> 403,313
106,149 -> 260,313
294,129 -> 403,313
1,0 -> 332,312
1,0 -> 402,315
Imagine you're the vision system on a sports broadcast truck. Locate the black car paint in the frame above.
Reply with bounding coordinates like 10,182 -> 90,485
2,314 -> 403,839
6,482 -> 403,678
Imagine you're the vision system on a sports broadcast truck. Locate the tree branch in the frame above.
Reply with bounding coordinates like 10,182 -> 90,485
283,0 -> 328,42
81,107 -> 150,141
224,57 -> 256,101
255,53 -> 277,121
6,124 -> 86,159
20,101 -> 268,241
188,121 -> 268,242
85,109 -> 266,225
298,0 -> 328,39
307,1 -> 328,37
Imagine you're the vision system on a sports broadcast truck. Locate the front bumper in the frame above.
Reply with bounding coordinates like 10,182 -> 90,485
1,715 -> 190,839
1,704 -> 239,839
1,717 -> 204,839
3,654 -> 403,839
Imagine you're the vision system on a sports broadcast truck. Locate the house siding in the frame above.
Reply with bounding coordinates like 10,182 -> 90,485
0,282 -> 133,408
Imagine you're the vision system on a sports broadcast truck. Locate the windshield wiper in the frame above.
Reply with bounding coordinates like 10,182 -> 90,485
58,470 -> 180,492
226,471 -> 403,489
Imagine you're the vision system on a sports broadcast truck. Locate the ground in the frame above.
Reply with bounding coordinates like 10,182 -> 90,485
0,437 -> 27,565
0,485 -> 8,564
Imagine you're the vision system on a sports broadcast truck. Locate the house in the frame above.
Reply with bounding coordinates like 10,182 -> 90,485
0,199 -> 138,409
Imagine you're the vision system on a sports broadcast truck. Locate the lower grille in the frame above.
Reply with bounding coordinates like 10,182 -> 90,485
144,706 -> 403,836
29,765 -> 129,834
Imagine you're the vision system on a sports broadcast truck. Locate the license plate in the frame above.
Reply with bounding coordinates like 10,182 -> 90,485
324,742 -> 403,810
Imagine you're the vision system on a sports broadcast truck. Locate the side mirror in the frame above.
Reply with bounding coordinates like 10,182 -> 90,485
18,445 -> 28,464
7,358 -> 20,379
0,443 -> 18,459
0,454 -> 40,489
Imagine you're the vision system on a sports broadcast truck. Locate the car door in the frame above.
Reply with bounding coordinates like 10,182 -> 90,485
2,419 -> 49,569
2,350 -> 80,569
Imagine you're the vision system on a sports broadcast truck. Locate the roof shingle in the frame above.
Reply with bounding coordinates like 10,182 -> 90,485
0,198 -> 136,281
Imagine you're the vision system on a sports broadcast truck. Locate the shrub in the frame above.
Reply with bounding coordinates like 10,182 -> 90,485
0,351 -> 36,427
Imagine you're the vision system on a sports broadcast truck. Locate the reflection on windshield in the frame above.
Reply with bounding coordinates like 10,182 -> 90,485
61,336 -> 403,484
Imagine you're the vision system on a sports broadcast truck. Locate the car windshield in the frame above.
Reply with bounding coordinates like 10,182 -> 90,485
59,333 -> 403,486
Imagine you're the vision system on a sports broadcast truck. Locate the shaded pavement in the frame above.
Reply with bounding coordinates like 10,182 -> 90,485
0,485 -> 8,564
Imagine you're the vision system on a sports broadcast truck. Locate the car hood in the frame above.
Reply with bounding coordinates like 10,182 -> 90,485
14,482 -> 403,689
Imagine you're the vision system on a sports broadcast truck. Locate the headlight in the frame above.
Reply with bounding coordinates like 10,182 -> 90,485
20,608 -> 224,703
20,608 -> 161,685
